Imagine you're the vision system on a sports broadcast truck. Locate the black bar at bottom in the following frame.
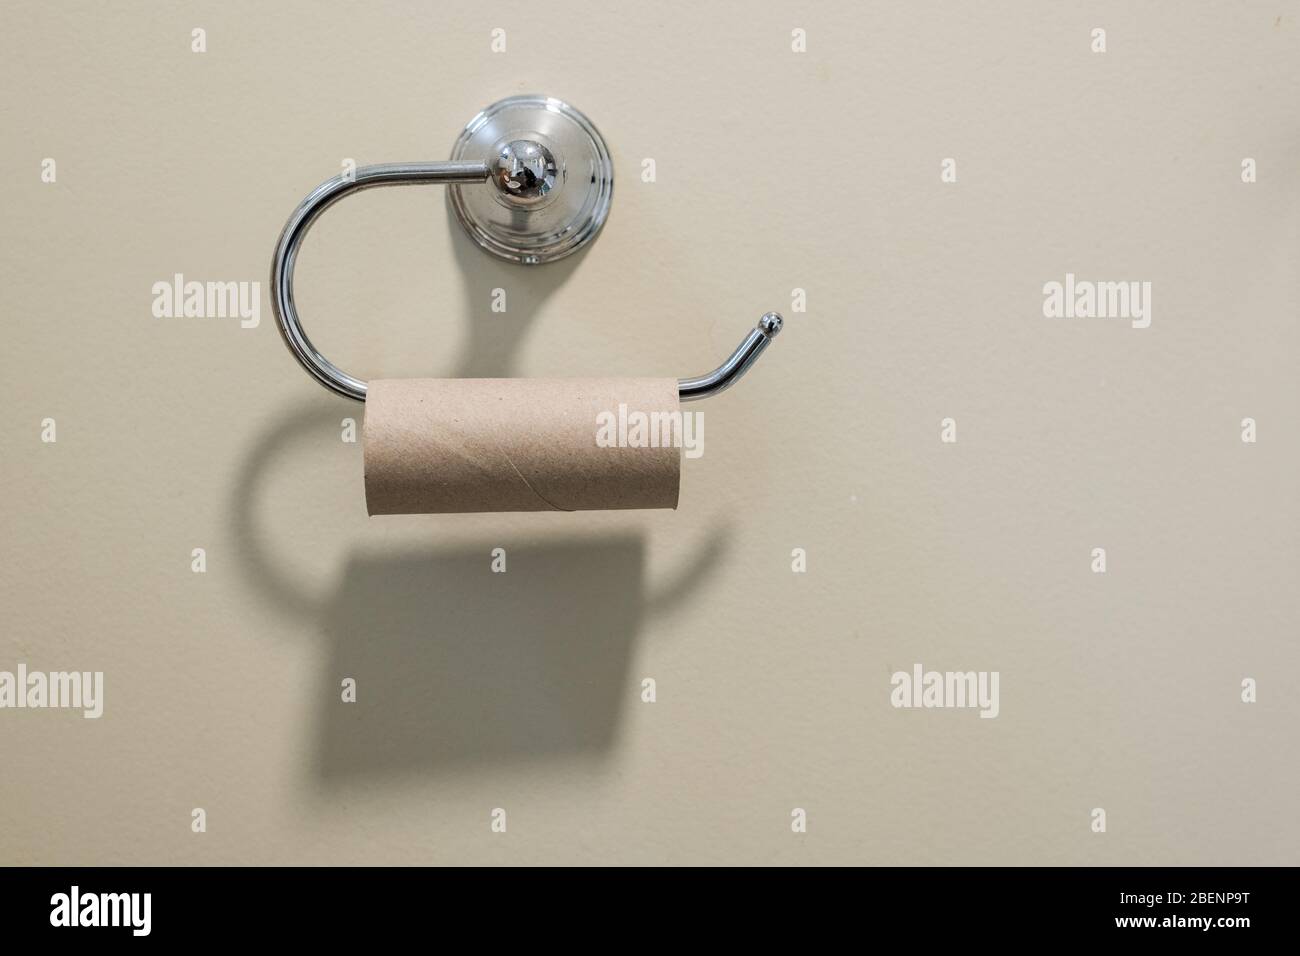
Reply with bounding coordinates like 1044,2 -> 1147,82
0,866 -> 1286,941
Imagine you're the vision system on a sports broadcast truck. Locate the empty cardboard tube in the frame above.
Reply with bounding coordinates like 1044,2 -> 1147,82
363,378 -> 682,515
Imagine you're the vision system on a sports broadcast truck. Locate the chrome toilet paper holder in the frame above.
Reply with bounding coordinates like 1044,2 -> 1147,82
271,94 -> 782,404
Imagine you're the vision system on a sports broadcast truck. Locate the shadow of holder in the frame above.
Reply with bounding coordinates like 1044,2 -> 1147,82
230,404 -> 731,781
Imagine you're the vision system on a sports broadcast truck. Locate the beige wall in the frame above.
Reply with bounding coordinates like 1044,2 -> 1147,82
2,1 -> 1297,865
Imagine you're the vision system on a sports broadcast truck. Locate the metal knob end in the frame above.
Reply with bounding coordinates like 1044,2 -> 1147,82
492,140 -> 557,204
758,312 -> 784,338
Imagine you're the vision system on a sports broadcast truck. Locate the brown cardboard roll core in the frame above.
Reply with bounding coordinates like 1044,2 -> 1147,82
363,378 -> 682,515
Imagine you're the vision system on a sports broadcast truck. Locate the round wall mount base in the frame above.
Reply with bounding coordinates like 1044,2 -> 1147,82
448,95 -> 614,265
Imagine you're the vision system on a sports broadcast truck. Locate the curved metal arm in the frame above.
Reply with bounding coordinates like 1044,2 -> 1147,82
271,161 -> 782,403
677,312 -> 783,402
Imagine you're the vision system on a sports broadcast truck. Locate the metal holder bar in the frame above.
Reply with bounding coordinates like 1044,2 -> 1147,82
270,96 -> 783,404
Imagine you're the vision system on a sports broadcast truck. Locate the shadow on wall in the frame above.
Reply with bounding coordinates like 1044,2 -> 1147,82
441,194 -> 591,378
317,538 -> 644,777
315,526 -> 725,779
231,403 -> 728,782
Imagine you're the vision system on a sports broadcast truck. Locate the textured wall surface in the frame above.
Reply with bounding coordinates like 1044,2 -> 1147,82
1,1 -> 1297,865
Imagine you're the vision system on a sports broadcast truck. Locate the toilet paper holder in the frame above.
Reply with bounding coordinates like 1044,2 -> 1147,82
271,94 -> 782,404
